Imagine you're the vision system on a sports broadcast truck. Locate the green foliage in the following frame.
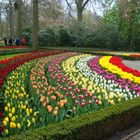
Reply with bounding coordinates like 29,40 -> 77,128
38,26 -> 56,46
56,26 -> 73,46
103,1 -> 140,51
38,1 -> 140,52
37,23 -> 128,51
21,27 -> 32,46
4,97 -> 140,140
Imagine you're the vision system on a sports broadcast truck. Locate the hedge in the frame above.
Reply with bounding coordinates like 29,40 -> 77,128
2,97 -> 140,140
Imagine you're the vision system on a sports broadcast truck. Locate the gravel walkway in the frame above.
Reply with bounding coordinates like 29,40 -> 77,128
107,122 -> 140,140
108,60 -> 140,140
123,60 -> 140,71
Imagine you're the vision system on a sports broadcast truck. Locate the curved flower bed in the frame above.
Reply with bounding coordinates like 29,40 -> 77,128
0,54 -> 20,60
88,57 -> 140,94
109,56 -> 140,77
0,48 -> 32,55
2,60 -> 38,136
99,56 -> 140,84
0,51 -> 66,135
129,54 -> 140,58
0,50 -> 64,89
1,52 -> 140,138
0,46 -> 29,49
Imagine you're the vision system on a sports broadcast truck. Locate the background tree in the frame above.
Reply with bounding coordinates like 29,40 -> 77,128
39,0 -> 64,28
9,0 -> 14,37
32,0 -> 39,50
15,0 -> 23,37
65,0 -> 90,23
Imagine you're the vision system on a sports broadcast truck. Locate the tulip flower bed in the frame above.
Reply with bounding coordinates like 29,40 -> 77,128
83,50 -> 140,60
0,48 -> 32,55
0,52 -> 140,138
0,50 -> 64,89
0,46 -> 29,50
0,54 -> 23,60
99,56 -> 140,84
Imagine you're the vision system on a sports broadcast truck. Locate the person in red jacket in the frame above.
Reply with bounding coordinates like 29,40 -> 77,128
21,37 -> 26,46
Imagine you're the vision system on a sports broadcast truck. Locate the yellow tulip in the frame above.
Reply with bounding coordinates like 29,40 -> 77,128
32,118 -> 35,123
9,113 -> 12,118
3,120 -> 7,126
11,116 -> 16,122
5,129 -> 9,135
11,107 -> 15,114
17,123 -> 21,129
7,103 -> 11,108
30,109 -> 33,114
10,122 -> 16,128
5,106 -> 8,112
4,117 -> 9,122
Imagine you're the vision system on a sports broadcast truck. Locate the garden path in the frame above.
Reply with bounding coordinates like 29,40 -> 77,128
107,122 -> 140,140
123,60 -> 140,71
108,60 -> 140,140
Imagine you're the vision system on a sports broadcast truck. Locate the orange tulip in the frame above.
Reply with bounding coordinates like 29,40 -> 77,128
51,87 -> 56,91
53,110 -> 58,116
59,102 -> 64,108
40,96 -> 45,103
43,102 -> 47,107
51,95 -> 56,100
47,105 -> 52,112
54,106 -> 58,111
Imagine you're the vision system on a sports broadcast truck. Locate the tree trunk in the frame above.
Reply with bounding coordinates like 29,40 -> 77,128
0,10 -> 2,35
76,0 -> 84,23
77,7 -> 83,23
127,13 -> 133,49
15,0 -> 22,37
9,0 -> 14,37
32,0 -> 39,51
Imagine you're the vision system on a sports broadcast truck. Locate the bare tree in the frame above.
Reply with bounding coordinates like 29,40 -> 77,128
65,0 -> 90,22
32,0 -> 39,50
14,0 -> 22,37
9,0 -> 14,37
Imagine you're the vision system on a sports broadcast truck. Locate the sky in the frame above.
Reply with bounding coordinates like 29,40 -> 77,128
0,0 -> 106,19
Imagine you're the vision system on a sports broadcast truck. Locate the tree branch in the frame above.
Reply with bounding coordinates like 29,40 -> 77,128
83,0 -> 90,9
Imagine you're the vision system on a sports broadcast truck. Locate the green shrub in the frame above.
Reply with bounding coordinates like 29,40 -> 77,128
38,24 -> 130,51
38,26 -> 56,47
56,26 -> 73,46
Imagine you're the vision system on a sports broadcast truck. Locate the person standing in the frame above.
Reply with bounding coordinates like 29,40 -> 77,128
3,36 -> 8,46
16,37 -> 21,46
8,37 -> 13,46
21,37 -> 26,46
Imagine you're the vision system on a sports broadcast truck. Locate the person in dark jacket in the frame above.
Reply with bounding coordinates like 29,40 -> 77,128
16,37 -> 21,46
4,36 -> 8,46
8,37 -> 13,46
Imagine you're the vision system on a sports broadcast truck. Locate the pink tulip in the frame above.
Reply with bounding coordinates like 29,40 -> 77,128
96,100 -> 99,104
81,102 -> 86,107
75,100 -> 78,105
88,100 -> 92,104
